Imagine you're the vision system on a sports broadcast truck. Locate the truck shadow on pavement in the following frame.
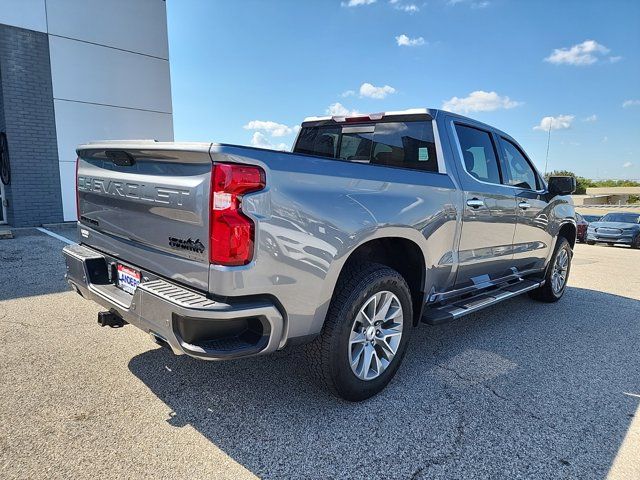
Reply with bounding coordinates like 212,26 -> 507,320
128,286 -> 640,479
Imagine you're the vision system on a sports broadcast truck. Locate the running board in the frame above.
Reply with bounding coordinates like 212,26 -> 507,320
421,279 -> 542,325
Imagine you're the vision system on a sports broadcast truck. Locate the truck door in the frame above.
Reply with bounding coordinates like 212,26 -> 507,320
495,135 -> 552,273
449,122 -> 518,288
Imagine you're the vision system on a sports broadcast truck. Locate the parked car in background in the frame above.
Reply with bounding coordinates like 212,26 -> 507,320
586,212 -> 640,248
576,213 -> 588,243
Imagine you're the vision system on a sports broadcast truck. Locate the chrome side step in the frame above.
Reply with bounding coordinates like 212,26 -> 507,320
421,279 -> 542,325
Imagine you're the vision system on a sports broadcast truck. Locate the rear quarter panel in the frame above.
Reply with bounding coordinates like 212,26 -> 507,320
208,145 -> 461,342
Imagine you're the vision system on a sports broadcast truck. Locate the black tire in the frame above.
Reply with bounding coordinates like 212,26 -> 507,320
529,237 -> 573,303
305,262 -> 414,401
607,242 -> 614,246
632,236 -> 640,250
586,240 -> 595,245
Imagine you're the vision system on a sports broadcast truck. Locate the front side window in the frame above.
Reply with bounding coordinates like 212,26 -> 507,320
454,124 -> 501,184
293,120 -> 439,173
499,138 -> 539,190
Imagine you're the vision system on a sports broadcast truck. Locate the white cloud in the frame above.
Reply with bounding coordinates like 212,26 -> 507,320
533,115 -> 575,131
544,40 -> 613,66
622,99 -> 640,108
341,90 -> 356,97
395,34 -> 425,47
623,161 -> 633,168
448,0 -> 490,8
609,56 -> 623,63
583,114 -> 597,122
243,120 -> 293,137
442,90 -> 522,114
359,82 -> 396,99
395,3 -> 419,12
326,102 -> 360,117
250,132 -> 289,151
341,0 -> 376,6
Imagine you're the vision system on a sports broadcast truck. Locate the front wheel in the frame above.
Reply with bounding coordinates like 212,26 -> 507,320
529,237 -> 573,302
305,262 -> 414,401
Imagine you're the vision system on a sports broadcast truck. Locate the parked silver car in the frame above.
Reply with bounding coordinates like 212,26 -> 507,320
586,212 -> 640,248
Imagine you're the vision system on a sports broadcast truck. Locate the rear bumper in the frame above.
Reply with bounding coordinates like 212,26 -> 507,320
63,244 -> 285,360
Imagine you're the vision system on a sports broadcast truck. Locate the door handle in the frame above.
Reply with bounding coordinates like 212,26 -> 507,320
518,201 -> 531,210
466,198 -> 484,209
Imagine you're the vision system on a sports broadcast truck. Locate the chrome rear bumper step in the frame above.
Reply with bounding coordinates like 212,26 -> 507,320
422,279 -> 542,325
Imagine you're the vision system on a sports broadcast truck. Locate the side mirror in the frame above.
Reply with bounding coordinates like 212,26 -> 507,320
547,176 -> 576,196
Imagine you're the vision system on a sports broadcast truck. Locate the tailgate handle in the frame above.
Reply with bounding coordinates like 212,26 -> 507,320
105,150 -> 135,167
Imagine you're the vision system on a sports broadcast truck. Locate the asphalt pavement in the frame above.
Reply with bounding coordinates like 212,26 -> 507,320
1,226 -> 638,479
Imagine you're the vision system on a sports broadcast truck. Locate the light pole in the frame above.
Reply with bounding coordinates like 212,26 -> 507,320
543,121 -> 552,176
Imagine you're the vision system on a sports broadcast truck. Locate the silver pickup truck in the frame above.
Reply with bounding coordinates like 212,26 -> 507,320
63,108 -> 576,401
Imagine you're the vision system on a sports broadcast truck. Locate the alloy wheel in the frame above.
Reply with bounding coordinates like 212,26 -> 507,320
551,247 -> 570,295
348,291 -> 404,381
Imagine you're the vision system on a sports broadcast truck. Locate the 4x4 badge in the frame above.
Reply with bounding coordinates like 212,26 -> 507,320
168,237 -> 205,254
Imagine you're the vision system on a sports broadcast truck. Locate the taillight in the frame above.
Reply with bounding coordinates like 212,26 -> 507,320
210,163 -> 265,266
75,156 -> 80,221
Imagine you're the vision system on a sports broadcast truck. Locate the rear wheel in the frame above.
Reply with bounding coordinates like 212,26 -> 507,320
305,262 -> 413,401
529,237 -> 572,302
587,240 -> 595,245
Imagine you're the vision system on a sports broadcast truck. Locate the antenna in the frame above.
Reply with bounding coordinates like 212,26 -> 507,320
543,121 -> 551,176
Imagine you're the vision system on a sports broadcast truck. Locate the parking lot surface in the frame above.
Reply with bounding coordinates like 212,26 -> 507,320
1,227 -> 639,479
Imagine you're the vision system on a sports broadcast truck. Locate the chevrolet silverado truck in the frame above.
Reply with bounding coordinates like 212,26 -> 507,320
63,108 -> 577,401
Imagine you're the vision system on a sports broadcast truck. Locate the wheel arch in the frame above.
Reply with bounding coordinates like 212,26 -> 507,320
317,231 -> 428,328
558,221 -> 577,249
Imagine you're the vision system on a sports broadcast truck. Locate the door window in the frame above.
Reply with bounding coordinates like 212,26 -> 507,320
499,137 -> 539,190
454,124 -> 501,184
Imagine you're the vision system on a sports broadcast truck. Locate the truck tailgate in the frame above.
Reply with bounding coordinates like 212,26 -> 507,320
76,142 -> 213,292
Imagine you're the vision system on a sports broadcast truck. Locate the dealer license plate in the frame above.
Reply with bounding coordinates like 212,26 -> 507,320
117,264 -> 141,295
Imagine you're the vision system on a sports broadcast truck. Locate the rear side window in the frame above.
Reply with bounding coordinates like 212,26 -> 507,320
371,122 -> 437,172
293,121 -> 439,173
454,124 -> 501,184
498,137 -> 539,190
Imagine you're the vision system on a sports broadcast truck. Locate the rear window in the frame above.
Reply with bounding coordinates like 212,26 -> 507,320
294,121 -> 439,173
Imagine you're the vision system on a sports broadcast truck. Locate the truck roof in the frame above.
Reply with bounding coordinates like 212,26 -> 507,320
302,108 -> 437,123
302,108 -> 490,127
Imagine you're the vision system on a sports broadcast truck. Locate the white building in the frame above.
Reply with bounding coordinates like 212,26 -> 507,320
0,0 -> 173,226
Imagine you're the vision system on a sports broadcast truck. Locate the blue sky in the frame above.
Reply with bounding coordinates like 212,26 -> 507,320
166,0 -> 640,179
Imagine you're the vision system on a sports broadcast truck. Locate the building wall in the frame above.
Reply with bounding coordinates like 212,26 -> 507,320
0,25 -> 63,226
0,0 -> 173,225
0,57 -> 6,223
